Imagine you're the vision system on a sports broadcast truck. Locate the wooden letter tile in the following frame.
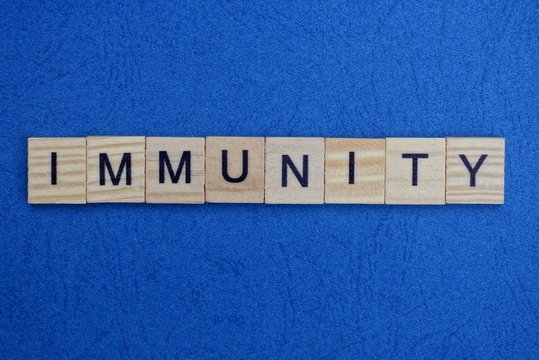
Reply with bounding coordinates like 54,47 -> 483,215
325,138 -> 385,204
205,137 -> 265,203
385,138 -> 446,204
265,137 -> 325,204
28,137 -> 87,204
446,138 -> 504,204
87,136 -> 145,203
146,137 -> 205,204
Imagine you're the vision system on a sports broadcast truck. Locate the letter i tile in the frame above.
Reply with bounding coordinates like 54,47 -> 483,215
28,137 -> 87,204
325,138 -> 385,204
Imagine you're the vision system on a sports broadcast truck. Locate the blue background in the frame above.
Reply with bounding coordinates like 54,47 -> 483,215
1,1 -> 538,359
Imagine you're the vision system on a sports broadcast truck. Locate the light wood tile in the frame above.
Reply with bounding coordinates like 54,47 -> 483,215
325,138 -> 385,204
146,137 -> 205,204
265,137 -> 325,204
205,137 -> 265,203
87,136 -> 145,203
385,138 -> 446,204
446,138 -> 504,204
28,137 -> 87,204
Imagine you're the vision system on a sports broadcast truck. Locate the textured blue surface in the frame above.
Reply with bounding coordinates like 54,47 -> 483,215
1,1 -> 538,359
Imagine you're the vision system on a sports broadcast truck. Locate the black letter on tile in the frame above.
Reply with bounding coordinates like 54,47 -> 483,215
99,153 -> 131,186
402,153 -> 429,186
459,154 -> 488,187
222,150 -> 248,183
51,152 -> 57,185
282,155 -> 308,187
348,151 -> 355,185
159,151 -> 191,184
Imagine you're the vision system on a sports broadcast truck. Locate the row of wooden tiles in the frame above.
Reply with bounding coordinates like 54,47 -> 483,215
28,137 -> 505,205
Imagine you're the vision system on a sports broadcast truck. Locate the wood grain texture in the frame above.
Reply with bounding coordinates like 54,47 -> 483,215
265,137 -> 325,204
28,137 -> 87,204
87,136 -> 145,203
205,137 -> 265,203
325,138 -> 385,204
146,137 -> 205,204
446,138 -> 504,204
385,138 -> 446,205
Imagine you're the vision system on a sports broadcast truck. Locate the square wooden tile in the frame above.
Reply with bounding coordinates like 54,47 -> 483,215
385,138 -> 446,204
325,138 -> 385,204
28,137 -> 87,204
205,137 -> 265,203
446,138 -> 504,204
265,137 -> 325,204
146,137 -> 205,204
87,136 -> 145,203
